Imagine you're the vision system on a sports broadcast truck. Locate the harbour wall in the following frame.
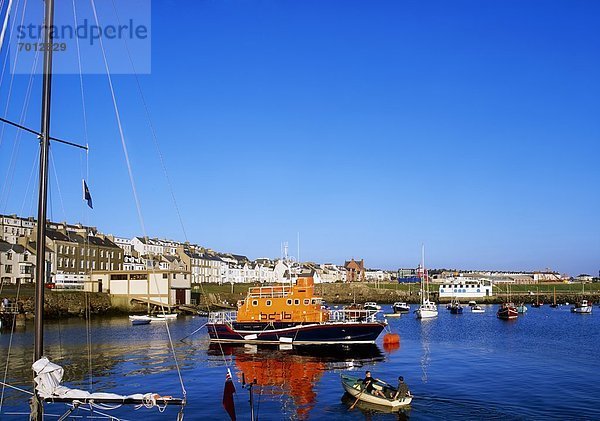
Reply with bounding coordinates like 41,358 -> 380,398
1,285 -> 598,319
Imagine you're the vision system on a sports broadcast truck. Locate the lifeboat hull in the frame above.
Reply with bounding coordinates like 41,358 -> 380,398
207,321 -> 386,345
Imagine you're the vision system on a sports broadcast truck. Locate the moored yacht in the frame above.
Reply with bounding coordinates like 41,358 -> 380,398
415,245 -> 438,319
415,300 -> 438,319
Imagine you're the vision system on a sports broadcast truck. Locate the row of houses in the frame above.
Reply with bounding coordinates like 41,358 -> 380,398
0,215 -> 370,291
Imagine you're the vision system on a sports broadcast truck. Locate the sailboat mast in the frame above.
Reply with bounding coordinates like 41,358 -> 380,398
422,244 -> 426,302
34,0 -> 55,370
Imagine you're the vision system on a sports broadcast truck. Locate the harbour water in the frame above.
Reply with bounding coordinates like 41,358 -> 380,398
1,304 -> 598,420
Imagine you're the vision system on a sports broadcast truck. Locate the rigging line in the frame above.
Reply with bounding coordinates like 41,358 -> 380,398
89,0 -> 186,398
71,0 -> 89,179
49,148 -> 67,221
25,151 -> 38,217
88,0 -> 145,235
0,280 -> 22,413
0,382 -> 33,396
108,0 -> 188,244
0,15 -> 40,213
0,0 -> 13,56
0,0 -> 22,93
0,0 -> 29,147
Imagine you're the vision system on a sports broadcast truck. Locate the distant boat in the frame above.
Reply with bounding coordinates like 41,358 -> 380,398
391,302 -> 410,314
449,300 -> 463,315
517,304 -> 528,314
415,246 -> 438,319
571,283 -> 592,314
471,305 -> 485,313
468,300 -> 477,307
364,302 -> 382,311
129,314 -> 176,324
571,300 -> 592,314
130,316 -> 151,326
497,303 -> 518,320
341,374 -> 412,409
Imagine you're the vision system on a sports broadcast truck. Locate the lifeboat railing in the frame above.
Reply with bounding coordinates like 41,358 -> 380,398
247,286 -> 291,299
326,309 -> 379,323
208,311 -> 238,324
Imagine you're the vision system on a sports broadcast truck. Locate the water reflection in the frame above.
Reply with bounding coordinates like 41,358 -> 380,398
209,344 -> 384,419
419,319 -> 432,383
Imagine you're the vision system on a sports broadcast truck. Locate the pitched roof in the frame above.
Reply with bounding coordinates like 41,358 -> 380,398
0,240 -> 25,253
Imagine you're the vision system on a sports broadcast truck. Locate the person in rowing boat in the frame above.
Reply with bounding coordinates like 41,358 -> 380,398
392,376 -> 411,400
362,371 -> 386,398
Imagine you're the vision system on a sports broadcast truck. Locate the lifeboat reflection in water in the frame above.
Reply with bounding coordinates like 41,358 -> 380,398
210,344 -> 384,419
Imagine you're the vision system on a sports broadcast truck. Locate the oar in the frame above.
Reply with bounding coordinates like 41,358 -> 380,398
349,387 -> 365,410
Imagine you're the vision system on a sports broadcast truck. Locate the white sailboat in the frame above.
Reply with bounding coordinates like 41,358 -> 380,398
415,246 -> 438,319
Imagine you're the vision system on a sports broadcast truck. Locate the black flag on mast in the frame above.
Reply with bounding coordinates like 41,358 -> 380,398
82,179 -> 93,209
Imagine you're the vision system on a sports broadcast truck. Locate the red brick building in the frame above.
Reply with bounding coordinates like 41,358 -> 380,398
344,258 -> 365,282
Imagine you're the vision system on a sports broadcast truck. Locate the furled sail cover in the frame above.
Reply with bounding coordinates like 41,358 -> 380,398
32,357 -> 148,401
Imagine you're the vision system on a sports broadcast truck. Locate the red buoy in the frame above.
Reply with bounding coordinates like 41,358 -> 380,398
383,333 -> 400,344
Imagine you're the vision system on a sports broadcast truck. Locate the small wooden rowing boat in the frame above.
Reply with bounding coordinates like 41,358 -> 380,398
341,374 -> 412,409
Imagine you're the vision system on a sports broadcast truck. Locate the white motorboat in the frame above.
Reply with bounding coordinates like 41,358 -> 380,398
364,302 -> 381,311
392,302 -> 410,314
341,374 -> 412,409
471,305 -> 485,313
571,300 -> 592,314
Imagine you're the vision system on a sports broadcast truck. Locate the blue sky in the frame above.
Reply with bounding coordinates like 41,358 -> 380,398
0,0 -> 599,275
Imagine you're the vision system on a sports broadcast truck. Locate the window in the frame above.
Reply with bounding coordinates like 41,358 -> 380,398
252,300 -> 258,306
304,299 -> 310,305
163,273 -> 168,279
287,299 -> 292,305
80,261 -> 84,269
266,300 -> 272,306
92,249 -> 96,257
5,252 -> 12,260
81,249 -> 84,256
92,261 -> 96,270
4,265 -> 12,273
100,262 -> 104,270
294,299 -> 300,305
59,245 -> 63,254
23,254 -> 28,262
58,258 -> 63,267
100,250 -> 104,258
